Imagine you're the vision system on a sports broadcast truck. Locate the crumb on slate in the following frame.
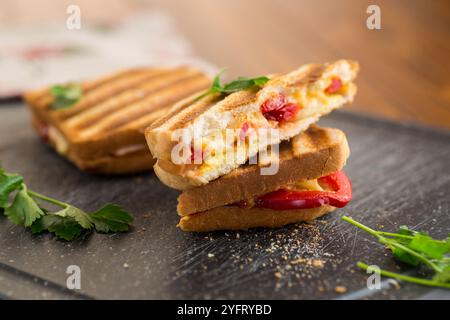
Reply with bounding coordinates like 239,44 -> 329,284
335,286 -> 347,293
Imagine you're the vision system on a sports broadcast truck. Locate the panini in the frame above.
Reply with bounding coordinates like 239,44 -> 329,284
24,67 -> 211,174
177,125 -> 351,231
146,60 -> 359,190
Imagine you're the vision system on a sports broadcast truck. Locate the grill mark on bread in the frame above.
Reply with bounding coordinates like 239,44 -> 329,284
147,91 -> 220,131
25,67 -> 210,143
165,94 -> 222,130
32,69 -> 149,110
219,89 -> 258,111
53,69 -> 172,120
163,89 -> 258,131
151,65 -> 327,133
120,108 -> 171,133
291,64 -> 326,87
75,75 -> 210,139
266,64 -> 329,87
64,69 -> 205,131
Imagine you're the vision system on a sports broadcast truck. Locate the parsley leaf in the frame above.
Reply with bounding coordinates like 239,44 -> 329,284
342,216 -> 450,289
0,167 -> 133,241
54,205 -> 93,229
0,169 -> 23,207
433,266 -> 450,284
5,185 -> 45,227
221,76 -> 270,93
50,84 -> 82,109
90,204 -> 134,232
408,233 -> 449,260
32,215 -> 83,241
194,71 -> 269,101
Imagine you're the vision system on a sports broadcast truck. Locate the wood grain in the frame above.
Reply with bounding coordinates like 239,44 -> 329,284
1,0 -> 449,129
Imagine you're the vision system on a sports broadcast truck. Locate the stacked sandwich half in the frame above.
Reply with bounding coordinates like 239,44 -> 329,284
146,59 -> 359,231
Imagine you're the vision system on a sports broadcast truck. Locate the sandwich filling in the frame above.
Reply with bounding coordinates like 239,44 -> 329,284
177,63 -> 356,184
233,170 -> 352,211
33,118 -> 146,158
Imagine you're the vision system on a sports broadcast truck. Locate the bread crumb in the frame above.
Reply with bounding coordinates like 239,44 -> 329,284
123,263 -> 129,269
274,272 -> 283,279
290,258 -> 306,265
312,259 -> 325,268
335,286 -> 347,293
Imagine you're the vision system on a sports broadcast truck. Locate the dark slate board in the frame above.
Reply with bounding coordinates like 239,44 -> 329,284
0,103 -> 449,300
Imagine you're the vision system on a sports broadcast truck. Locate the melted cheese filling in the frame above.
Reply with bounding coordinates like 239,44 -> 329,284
191,77 -> 349,175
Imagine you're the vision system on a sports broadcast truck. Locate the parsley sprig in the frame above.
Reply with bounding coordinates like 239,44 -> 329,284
50,84 -> 82,109
0,168 -> 133,240
342,216 -> 450,289
194,70 -> 269,101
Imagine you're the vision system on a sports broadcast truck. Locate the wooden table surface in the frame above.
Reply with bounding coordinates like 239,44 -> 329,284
2,0 -> 450,129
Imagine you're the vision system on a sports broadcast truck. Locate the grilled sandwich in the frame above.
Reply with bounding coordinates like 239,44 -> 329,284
24,67 -> 211,174
177,125 -> 351,231
146,60 -> 358,190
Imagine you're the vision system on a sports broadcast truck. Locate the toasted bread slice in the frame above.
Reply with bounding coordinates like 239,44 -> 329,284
24,67 -> 211,174
178,205 -> 335,232
175,125 -> 349,215
146,60 -> 358,188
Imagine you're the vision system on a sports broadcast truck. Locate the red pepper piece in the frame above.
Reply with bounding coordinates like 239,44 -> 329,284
239,122 -> 250,141
254,171 -> 352,210
260,94 -> 300,122
190,144 -> 204,163
264,103 -> 299,122
324,77 -> 343,94
261,94 -> 287,114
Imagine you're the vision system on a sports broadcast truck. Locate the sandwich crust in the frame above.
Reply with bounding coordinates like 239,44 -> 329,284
24,67 -> 211,174
176,125 -> 350,215
146,60 -> 358,186
178,205 -> 335,232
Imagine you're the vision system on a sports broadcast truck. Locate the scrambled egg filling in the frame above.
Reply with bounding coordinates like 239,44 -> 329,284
192,76 -> 349,175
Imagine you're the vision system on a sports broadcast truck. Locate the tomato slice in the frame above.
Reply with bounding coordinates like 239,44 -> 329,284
190,144 -> 204,163
324,77 -> 343,94
260,94 -> 300,122
254,171 -> 352,210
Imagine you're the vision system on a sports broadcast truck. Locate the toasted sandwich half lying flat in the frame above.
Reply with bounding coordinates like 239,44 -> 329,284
146,60 -> 358,189
177,125 -> 351,232
24,67 -> 211,174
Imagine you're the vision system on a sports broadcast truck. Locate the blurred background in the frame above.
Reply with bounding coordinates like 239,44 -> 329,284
1,0 -> 449,129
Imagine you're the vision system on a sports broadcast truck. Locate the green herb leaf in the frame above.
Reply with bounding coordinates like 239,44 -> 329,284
90,204 -> 133,233
222,76 -> 270,93
1,167 -> 133,241
5,185 -> 45,227
32,215 -> 83,241
54,205 -> 93,229
194,71 -> 269,101
409,233 -> 449,260
342,216 -> 450,289
432,266 -> 450,284
50,84 -> 82,109
0,169 -> 23,207
390,245 -> 422,266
